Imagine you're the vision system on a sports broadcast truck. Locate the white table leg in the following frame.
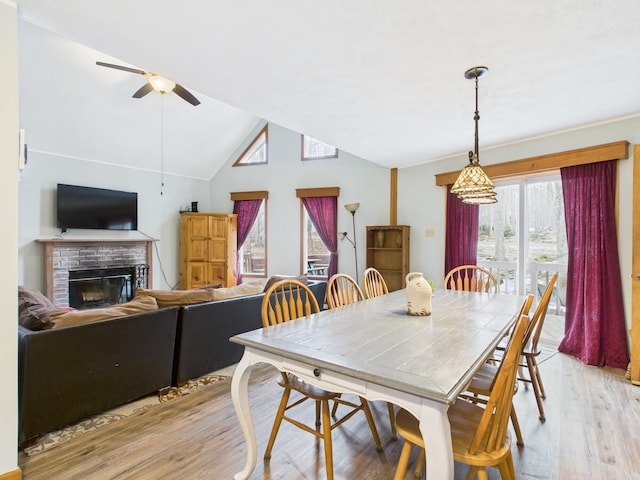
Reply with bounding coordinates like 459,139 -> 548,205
419,403 -> 453,480
231,352 -> 257,480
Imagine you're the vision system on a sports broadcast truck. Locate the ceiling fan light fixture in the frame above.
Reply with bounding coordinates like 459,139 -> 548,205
149,75 -> 176,94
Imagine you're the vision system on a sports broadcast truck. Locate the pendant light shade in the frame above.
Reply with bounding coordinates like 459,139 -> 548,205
451,66 -> 497,204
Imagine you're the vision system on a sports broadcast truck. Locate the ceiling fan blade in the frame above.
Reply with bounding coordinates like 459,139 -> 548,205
132,82 -> 154,98
173,84 -> 201,106
96,61 -> 147,76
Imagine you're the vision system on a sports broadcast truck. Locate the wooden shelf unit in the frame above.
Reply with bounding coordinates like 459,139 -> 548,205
179,213 -> 237,289
365,225 -> 410,291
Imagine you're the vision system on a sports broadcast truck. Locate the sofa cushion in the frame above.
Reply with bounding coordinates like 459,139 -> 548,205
263,274 -> 308,292
212,282 -> 264,300
18,285 -> 70,331
50,295 -> 159,328
134,288 -> 216,308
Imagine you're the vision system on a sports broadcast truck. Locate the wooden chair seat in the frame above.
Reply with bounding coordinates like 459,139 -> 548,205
327,272 -> 397,440
517,274 -> 558,422
395,399 -> 514,469
462,362 -> 524,448
460,294 -> 534,447
393,311 -> 529,480
488,274 -> 558,423
262,279 -> 382,480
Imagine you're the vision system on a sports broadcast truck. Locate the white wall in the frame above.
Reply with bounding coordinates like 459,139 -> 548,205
208,121 -> 391,280
210,117 -> 638,340
398,115 -> 640,332
18,152 -> 210,291
0,1 -> 19,475
7,6 -> 638,469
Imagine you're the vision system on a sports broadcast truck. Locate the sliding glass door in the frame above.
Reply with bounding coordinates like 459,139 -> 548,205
477,174 -> 567,312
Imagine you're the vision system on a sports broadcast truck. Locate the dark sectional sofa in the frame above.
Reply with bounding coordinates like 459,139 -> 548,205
173,280 -> 327,384
17,280 -> 327,444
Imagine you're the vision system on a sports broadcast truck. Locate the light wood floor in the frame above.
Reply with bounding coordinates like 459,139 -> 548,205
19,315 -> 640,480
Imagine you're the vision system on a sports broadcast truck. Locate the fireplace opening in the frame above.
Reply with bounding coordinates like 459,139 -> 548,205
68,265 -> 147,310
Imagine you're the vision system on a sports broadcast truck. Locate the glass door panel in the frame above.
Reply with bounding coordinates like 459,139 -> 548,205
478,175 -> 567,313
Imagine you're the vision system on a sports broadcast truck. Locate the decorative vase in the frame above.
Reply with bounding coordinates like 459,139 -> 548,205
406,272 -> 432,316
375,231 -> 385,248
395,234 -> 402,248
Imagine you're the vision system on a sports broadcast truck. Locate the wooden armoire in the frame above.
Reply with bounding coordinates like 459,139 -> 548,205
179,213 -> 237,289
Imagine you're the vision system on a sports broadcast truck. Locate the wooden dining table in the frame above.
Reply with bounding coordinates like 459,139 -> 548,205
230,288 -> 526,480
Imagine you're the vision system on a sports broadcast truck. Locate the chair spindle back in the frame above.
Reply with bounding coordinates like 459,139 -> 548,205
261,279 -> 320,327
362,267 -> 389,299
444,265 -> 498,293
326,273 -> 364,309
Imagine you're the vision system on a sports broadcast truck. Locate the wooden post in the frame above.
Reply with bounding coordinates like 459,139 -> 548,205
631,145 -> 640,385
390,168 -> 398,225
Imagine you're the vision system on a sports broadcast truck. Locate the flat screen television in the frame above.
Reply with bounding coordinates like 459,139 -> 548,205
56,184 -> 138,231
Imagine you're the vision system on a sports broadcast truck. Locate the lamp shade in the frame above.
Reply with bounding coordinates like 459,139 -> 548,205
461,191 -> 497,204
344,202 -> 360,213
451,158 -> 495,194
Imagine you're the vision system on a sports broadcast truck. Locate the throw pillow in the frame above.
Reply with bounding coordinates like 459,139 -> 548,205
134,288 -> 216,308
18,285 -> 70,331
50,295 -> 159,328
263,274 -> 308,293
212,281 -> 264,300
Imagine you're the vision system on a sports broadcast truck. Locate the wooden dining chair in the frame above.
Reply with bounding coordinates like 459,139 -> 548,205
393,311 -> 529,480
362,267 -> 389,299
444,265 -> 498,293
327,272 -> 397,439
461,294 -> 535,447
261,279 -> 382,480
326,273 -> 364,308
518,273 -> 559,422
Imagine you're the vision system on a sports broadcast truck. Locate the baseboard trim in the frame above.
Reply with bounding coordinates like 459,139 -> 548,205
0,467 -> 21,480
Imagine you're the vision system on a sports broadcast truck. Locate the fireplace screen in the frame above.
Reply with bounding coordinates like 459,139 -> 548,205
68,265 -> 146,310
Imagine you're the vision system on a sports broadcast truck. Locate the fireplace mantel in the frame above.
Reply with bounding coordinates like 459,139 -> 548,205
38,238 -> 153,305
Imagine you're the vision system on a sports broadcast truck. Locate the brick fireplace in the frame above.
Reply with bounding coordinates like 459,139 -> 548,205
39,239 -> 153,307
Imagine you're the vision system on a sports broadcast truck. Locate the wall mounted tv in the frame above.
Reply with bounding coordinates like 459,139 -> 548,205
56,184 -> 138,231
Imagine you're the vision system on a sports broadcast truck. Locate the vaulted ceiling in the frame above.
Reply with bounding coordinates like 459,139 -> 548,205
15,1 -> 640,179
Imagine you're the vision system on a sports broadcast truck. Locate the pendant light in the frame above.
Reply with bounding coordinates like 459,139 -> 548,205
450,66 -> 497,204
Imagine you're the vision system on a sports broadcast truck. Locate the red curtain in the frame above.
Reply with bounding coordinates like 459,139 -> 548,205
444,185 -> 479,275
558,160 -> 629,369
233,199 -> 263,284
302,196 -> 338,279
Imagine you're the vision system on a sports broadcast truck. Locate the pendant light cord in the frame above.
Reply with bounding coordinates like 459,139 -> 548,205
473,72 -> 480,164
160,95 -> 165,196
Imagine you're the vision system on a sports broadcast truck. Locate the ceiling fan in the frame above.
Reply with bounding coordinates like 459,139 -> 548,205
96,61 -> 201,106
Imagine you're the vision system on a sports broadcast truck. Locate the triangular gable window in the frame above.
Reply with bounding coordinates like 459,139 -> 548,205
234,125 -> 268,166
301,135 -> 338,160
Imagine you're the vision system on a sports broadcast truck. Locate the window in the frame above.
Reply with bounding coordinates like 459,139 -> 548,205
231,191 -> 269,280
301,134 -> 338,160
296,187 -> 339,280
477,174 -> 567,313
233,125 -> 268,166
303,210 -> 330,279
240,201 -> 266,276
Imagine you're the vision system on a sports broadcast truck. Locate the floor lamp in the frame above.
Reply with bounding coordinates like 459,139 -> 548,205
340,202 -> 360,280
